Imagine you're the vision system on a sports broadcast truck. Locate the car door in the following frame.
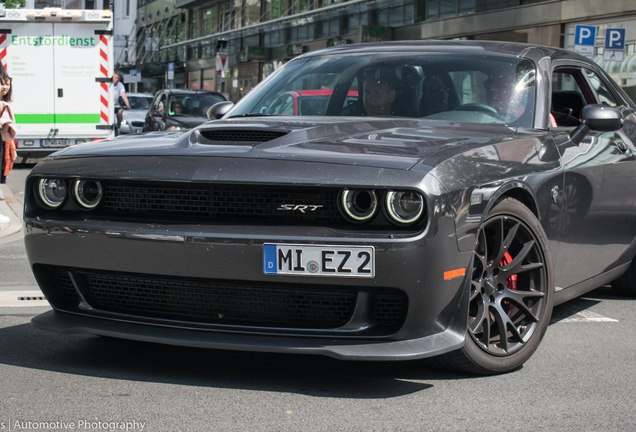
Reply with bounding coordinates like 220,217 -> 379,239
550,64 -> 636,290
145,92 -> 167,132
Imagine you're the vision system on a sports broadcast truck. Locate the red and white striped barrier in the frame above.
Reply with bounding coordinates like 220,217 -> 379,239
99,34 -> 109,124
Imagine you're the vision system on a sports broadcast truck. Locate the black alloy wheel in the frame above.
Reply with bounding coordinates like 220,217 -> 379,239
437,197 -> 554,374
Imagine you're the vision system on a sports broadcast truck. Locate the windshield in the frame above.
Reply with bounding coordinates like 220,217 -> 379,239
168,94 -> 225,117
129,96 -> 153,110
229,52 -> 536,127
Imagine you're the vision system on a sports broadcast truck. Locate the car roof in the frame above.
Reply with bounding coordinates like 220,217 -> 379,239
127,92 -> 154,98
300,40 -> 595,66
160,89 -> 223,96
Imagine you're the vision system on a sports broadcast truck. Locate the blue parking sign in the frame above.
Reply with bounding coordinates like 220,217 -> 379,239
575,25 -> 596,45
605,28 -> 625,50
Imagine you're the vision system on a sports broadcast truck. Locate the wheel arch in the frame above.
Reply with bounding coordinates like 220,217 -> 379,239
455,180 -> 540,252
488,182 -> 539,219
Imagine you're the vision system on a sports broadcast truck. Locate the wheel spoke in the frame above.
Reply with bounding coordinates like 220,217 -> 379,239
470,280 -> 482,301
490,219 -> 505,265
491,304 -> 509,352
502,288 -> 545,322
475,229 -> 488,270
500,240 -> 544,278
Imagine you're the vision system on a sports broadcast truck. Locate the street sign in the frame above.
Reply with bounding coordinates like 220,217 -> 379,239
167,62 -> 174,80
216,54 -> 228,72
605,28 -> 625,50
603,28 -> 625,62
125,70 -> 141,83
573,25 -> 596,60
575,25 -> 596,45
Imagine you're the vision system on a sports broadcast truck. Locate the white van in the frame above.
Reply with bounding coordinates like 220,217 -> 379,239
0,8 -> 114,162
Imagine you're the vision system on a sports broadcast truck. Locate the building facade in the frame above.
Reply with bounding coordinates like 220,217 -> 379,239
124,0 -> 635,101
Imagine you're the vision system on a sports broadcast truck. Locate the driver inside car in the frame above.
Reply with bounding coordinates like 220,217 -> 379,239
363,68 -> 397,116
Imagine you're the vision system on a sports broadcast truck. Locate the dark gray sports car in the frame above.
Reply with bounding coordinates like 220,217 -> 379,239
25,41 -> 636,374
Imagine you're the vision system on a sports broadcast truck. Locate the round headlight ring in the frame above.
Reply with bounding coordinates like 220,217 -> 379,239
386,191 -> 424,224
38,178 -> 67,209
341,189 -> 378,222
74,179 -> 103,209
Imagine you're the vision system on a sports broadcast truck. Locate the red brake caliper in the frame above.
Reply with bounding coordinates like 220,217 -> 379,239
500,252 -> 517,290
501,251 -> 517,313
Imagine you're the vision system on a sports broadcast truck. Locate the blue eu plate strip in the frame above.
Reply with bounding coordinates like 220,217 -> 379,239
263,244 -> 277,274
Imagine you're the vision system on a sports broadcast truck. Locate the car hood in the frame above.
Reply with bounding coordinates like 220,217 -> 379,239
49,117 -> 519,170
122,109 -> 147,123
168,115 -> 209,129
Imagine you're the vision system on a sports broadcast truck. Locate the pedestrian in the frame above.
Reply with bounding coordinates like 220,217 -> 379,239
0,65 -> 16,224
112,71 -> 131,130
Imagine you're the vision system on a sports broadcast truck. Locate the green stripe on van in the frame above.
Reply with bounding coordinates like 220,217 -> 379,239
15,114 -> 101,124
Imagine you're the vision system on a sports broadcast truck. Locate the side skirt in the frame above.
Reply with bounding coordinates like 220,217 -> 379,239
554,262 -> 630,305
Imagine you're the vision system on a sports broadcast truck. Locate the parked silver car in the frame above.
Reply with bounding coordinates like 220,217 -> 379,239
119,92 -> 154,134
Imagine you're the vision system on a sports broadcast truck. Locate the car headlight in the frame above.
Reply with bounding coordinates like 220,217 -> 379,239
341,189 -> 377,222
73,180 -> 103,209
121,119 -> 128,125
168,126 -> 182,131
386,191 -> 424,224
38,179 -> 67,208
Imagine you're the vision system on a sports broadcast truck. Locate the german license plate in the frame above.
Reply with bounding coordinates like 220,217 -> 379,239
41,139 -> 70,148
264,244 -> 374,277
134,127 -> 143,133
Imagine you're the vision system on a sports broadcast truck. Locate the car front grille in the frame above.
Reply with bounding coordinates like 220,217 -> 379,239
100,181 -> 342,223
131,121 -> 144,127
38,267 -> 408,333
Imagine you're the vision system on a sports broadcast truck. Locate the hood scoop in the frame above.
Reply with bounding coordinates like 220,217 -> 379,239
194,129 -> 290,145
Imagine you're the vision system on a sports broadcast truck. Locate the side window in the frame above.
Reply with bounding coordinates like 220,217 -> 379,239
584,69 -> 620,107
152,94 -> 166,113
551,71 -> 588,127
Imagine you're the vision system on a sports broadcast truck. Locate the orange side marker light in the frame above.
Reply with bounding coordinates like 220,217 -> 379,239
444,268 -> 466,280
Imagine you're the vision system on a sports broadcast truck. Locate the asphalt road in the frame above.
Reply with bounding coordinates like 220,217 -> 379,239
1,166 -> 635,432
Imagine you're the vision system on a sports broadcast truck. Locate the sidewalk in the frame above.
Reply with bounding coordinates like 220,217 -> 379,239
0,183 -> 23,243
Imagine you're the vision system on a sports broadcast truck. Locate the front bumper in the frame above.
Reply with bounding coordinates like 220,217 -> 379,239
25,217 -> 472,359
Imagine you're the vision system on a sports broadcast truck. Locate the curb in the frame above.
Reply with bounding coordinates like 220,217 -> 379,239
0,183 -> 23,241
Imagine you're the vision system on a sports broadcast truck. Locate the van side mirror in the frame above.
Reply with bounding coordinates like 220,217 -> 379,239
207,101 -> 234,120
569,104 -> 623,146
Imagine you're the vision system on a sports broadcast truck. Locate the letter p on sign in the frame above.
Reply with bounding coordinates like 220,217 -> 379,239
605,28 -> 625,50
575,25 -> 596,45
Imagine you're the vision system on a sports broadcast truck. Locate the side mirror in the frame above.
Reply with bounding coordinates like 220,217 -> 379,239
569,104 -> 623,146
581,104 -> 623,132
207,101 -> 234,120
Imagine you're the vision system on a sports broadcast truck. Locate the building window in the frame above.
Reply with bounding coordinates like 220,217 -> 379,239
427,0 -> 474,19
125,0 -> 130,16
459,0 -> 475,14
85,0 -> 95,9
221,10 -> 236,31
203,7 -> 218,35
191,10 -> 201,39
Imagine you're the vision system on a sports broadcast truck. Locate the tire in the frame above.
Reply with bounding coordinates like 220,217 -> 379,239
610,260 -> 636,297
435,197 -> 555,375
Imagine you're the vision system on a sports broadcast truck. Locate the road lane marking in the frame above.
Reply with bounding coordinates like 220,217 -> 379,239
555,304 -> 619,323
0,290 -> 49,307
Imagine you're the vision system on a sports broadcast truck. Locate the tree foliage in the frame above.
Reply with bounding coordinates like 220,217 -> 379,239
3,0 -> 27,8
